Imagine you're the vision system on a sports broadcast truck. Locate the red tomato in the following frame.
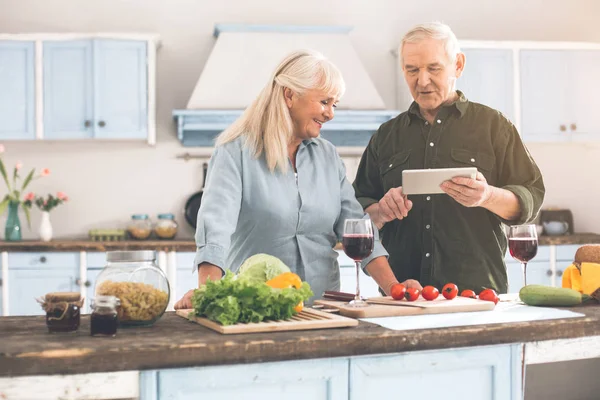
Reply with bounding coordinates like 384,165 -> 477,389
421,286 -> 439,301
390,283 -> 407,300
442,283 -> 458,300
460,289 -> 477,299
405,288 -> 420,302
479,288 -> 499,305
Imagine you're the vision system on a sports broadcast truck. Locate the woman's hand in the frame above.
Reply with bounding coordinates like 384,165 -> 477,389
174,289 -> 195,310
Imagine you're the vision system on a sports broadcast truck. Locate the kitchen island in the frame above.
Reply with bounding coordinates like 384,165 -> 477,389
1,305 -> 599,400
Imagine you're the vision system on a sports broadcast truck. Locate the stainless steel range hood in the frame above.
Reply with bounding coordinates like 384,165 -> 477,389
173,24 -> 398,147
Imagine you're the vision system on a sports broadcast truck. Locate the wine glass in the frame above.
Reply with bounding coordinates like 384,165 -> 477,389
508,224 -> 538,287
342,219 -> 374,307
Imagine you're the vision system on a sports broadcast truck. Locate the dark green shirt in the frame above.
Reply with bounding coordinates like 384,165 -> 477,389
353,91 -> 545,294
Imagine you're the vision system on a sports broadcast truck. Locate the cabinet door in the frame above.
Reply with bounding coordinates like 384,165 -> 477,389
507,261 -> 552,292
457,48 -> 515,122
569,51 -> 600,140
155,358 -> 348,400
0,41 -> 35,140
43,40 -> 93,139
93,40 -> 147,139
351,345 -> 520,400
520,50 -> 569,142
8,269 -> 76,316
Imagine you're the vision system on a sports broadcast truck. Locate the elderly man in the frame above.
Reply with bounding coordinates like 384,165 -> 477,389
353,22 -> 545,294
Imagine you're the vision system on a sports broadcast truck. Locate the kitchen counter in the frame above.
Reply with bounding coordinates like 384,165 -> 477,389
1,232 -> 600,252
1,303 -> 599,377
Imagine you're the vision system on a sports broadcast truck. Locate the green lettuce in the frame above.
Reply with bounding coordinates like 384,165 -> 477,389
191,271 -> 313,326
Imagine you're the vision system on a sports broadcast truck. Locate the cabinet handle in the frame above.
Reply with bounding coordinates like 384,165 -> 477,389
98,121 -> 106,128
557,270 -> 563,277
84,120 -> 92,128
39,256 -> 47,263
546,269 -> 553,277
75,279 -> 92,287
0,278 -> 2,287
559,125 -> 567,132
570,123 -> 577,131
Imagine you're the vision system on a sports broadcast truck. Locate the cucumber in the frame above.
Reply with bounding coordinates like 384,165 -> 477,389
519,285 -> 591,307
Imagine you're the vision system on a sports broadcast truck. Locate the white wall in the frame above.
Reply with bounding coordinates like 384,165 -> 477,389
1,0 -> 599,239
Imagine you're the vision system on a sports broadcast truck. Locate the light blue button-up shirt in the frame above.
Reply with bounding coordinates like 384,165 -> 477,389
193,136 -> 388,301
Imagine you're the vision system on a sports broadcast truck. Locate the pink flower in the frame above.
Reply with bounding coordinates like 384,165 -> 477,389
0,144 -> 4,153
40,168 -> 50,177
15,161 -> 22,170
57,192 -> 68,201
24,192 -> 35,201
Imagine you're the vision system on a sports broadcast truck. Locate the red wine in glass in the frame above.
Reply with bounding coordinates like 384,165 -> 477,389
509,238 -> 538,263
508,224 -> 538,288
342,234 -> 375,261
342,219 -> 374,307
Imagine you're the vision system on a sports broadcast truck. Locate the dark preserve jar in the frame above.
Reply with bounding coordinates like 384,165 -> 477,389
39,292 -> 83,333
91,295 -> 119,337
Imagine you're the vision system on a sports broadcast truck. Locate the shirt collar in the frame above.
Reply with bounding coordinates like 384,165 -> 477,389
406,90 -> 469,126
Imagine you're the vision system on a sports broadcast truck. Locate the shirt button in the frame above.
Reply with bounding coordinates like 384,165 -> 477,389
471,158 -> 475,163
426,196 -> 431,201
426,253 -> 431,257
426,224 -> 430,229
437,119 -> 442,124
429,142 -> 434,147
389,163 -> 393,168
425,121 -> 429,125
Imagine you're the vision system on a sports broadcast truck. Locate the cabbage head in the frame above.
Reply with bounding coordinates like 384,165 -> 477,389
237,254 -> 291,284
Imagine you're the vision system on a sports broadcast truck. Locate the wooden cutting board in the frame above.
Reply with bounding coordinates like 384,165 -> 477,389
175,308 -> 358,334
314,296 -> 496,319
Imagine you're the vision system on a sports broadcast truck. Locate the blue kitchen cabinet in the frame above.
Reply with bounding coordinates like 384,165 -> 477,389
43,39 -> 147,140
457,48 -> 515,122
505,245 -> 551,293
0,41 -> 35,140
7,252 -> 80,316
176,252 -> 197,302
141,358 -> 349,400
93,40 -> 147,139
86,252 -> 107,313
350,345 -> 521,400
43,40 -> 94,139
520,49 -> 600,142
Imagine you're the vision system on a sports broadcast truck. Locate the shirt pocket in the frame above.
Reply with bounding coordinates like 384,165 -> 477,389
450,148 -> 495,183
379,150 -> 411,191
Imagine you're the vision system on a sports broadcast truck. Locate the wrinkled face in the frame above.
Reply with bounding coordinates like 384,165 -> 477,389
402,38 -> 465,113
285,89 -> 338,142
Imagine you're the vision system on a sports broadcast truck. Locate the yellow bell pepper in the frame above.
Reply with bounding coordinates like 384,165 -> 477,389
581,262 -> 600,295
562,264 -> 582,293
266,272 -> 302,289
266,272 -> 304,313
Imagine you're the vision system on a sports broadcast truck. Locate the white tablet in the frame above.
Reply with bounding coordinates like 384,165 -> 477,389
402,167 -> 478,195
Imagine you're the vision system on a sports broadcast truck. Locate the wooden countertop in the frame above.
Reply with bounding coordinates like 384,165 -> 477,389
1,303 -> 599,377
1,233 -> 599,252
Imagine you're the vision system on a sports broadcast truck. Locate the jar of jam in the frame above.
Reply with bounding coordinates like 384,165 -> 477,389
38,292 -> 83,333
91,295 -> 120,337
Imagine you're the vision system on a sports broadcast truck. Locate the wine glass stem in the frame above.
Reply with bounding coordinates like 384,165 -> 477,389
522,262 -> 528,286
355,261 -> 361,301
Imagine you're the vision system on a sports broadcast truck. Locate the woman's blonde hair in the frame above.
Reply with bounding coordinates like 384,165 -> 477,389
216,49 -> 345,173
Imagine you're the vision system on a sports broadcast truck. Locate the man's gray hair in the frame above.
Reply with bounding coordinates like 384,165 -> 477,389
400,21 -> 461,65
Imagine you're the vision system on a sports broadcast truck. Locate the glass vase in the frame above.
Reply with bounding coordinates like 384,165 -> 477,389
5,201 -> 22,241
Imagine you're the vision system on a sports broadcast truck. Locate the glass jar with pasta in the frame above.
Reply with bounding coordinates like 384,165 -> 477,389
94,251 -> 170,327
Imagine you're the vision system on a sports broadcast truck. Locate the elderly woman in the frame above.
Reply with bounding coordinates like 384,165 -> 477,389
175,49 -> 421,309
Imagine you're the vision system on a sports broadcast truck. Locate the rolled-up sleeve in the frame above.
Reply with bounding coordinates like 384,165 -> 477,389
334,155 -> 388,272
353,131 -> 384,210
495,123 -> 545,225
193,145 -> 242,272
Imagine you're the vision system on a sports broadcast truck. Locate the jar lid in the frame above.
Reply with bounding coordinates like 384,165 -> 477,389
92,295 -> 120,308
131,214 -> 149,220
157,213 -> 175,220
106,250 -> 156,262
45,292 -> 81,302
